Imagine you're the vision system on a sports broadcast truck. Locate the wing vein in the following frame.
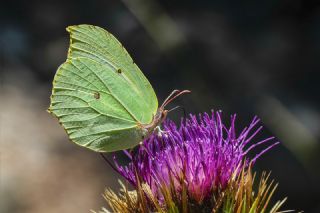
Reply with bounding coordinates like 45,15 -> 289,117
53,94 -> 136,123
69,30 -> 147,102
60,66 -> 101,91
72,125 -> 137,140
78,60 -> 140,122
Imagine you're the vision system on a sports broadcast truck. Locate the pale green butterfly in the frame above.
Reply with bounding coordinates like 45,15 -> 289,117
48,24 -> 190,152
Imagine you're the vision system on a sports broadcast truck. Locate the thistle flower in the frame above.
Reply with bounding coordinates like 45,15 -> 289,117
110,111 -> 279,209
100,168 -> 290,213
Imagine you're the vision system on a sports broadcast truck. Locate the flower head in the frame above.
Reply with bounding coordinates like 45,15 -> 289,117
113,111 -> 278,204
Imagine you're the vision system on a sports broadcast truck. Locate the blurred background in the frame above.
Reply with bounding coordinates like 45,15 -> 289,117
1,0 -> 320,212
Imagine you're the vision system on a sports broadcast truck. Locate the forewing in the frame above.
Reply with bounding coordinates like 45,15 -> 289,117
49,58 -> 146,152
67,24 -> 158,123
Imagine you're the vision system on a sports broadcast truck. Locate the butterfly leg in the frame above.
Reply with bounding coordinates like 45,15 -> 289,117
155,126 -> 167,137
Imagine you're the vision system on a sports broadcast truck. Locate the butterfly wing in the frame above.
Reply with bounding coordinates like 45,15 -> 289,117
48,25 -> 158,152
67,24 -> 158,122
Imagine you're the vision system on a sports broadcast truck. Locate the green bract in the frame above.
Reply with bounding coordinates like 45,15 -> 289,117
48,25 -> 158,152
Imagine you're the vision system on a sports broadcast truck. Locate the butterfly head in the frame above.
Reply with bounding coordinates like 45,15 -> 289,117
155,107 -> 168,125
143,90 -> 190,134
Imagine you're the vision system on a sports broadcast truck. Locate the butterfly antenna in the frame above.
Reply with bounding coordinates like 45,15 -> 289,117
161,89 -> 191,109
161,90 -> 180,108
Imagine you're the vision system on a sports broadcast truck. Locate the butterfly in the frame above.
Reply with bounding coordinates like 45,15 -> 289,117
48,24 -> 190,152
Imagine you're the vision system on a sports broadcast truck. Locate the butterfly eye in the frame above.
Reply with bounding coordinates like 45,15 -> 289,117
117,68 -> 122,74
